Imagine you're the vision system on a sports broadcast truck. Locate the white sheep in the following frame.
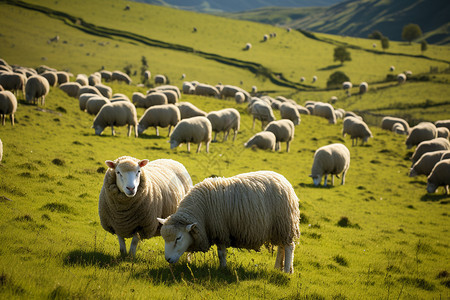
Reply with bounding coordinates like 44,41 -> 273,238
111,71 -> 132,84
59,82 -> 81,98
342,81 -> 352,94
132,92 -> 146,108
41,71 -> 58,87
176,102 -> 207,119
157,170 -> 300,273
25,75 -> 49,105
409,150 -> 450,177
143,92 -> 168,108
435,120 -> 450,131
169,116 -> 212,153
154,74 -> 167,85
207,108 -> 240,142
244,131 -> 276,151
100,70 -> 112,82
405,122 -> 438,149
144,70 -> 151,81
249,99 -> 276,130
312,76 -> 317,83
264,119 -> 295,152
235,92 -> 245,104
92,101 -> 138,137
99,156 -> 192,256
381,116 -> 410,134
86,96 -> 110,115
195,83 -> 220,98
437,127 -> 449,139
244,43 -> 252,50
77,86 -> 102,99
390,66 -> 395,72
0,91 -> 17,126
182,82 -> 195,94
300,77 -> 305,82
95,84 -> 112,99
313,102 -> 336,124
280,102 -> 300,126
411,138 -> 450,165
310,143 -> 350,186
75,74 -> 89,86
89,73 -> 102,86
149,85 -> 181,99
78,93 -> 99,111
160,90 -> 178,104
397,73 -> 406,84
220,85 -> 250,102
138,104 -> 181,136
359,82 -> 368,94
0,72 -> 26,97
342,116 -> 373,146
392,123 -> 406,134
427,159 -> 450,194
56,71 -> 70,85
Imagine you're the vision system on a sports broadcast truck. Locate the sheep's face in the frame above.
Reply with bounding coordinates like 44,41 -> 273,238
137,124 -> 145,135
310,174 -> 322,186
426,182 -> 438,193
93,125 -> 105,135
158,219 -> 194,264
105,159 -> 149,197
169,139 -> 180,149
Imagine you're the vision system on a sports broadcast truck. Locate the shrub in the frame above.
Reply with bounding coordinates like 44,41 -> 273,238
327,71 -> 350,89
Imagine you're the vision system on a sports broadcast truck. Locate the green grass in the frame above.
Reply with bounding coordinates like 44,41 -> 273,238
0,0 -> 449,298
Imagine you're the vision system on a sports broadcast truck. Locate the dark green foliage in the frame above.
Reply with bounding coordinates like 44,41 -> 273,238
40,202 -> 73,214
421,40 -> 428,53
398,276 -> 435,291
402,23 -> 423,44
52,158 -> 65,166
368,30 -> 383,40
327,71 -> 350,89
381,37 -> 389,51
337,216 -> 361,229
333,46 -> 351,64
333,255 -> 349,267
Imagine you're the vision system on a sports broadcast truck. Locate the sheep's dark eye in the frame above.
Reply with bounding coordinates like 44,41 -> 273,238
175,236 -> 181,245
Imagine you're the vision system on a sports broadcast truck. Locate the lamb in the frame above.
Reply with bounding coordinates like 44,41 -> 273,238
313,102 -> 336,124
79,93 -> 99,111
75,74 -> 89,86
342,116 -> 373,146
176,102 -> 207,119
92,101 -> 138,137
437,127 -> 449,139
410,138 -> 450,165
194,83 -> 220,98
56,71 -> 70,85
59,82 -> 81,98
310,143 -> 350,186
25,75 -> 49,105
381,116 -> 410,134
435,120 -> 450,131
137,104 -> 181,136
359,82 -> 368,94
99,156 -> 192,256
157,170 -> 300,274
397,73 -> 406,84
426,159 -> 450,194
0,72 -> 26,96
409,150 -> 450,177
264,119 -> 295,152
235,92 -> 245,104
405,122 -> 438,149
280,102 -> 300,126
154,74 -> 167,85
41,71 -> 58,87
244,131 -> 276,151
95,84 -> 112,99
0,91 -> 17,126
169,116 -> 212,153
112,71 -> 132,84
77,86 -> 102,98
86,96 -> 110,115
206,108 -> 240,142
249,99 -> 276,130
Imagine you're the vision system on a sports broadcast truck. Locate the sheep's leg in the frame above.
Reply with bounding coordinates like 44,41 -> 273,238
155,127 -> 159,137
446,185 -> 449,195
1,115 -> 4,125
324,175 -> 328,186
167,125 -> 172,137
118,235 -> 127,256
127,124 -> 131,137
11,114 -> 14,126
196,142 -> 202,153
186,142 -> 191,152
134,125 -> 138,138
205,141 -> 210,153
275,142 -> 280,152
252,117 -> 256,130
129,233 -> 140,257
213,132 -> 218,142
341,170 -> 347,185
284,242 -> 295,274
286,141 -> 290,153
217,244 -> 227,267
275,245 -> 285,270
223,131 -> 229,142
111,125 -> 115,136
233,129 -> 238,141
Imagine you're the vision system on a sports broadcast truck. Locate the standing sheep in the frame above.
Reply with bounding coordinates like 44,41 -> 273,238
0,91 -> 17,126
95,84 -> 112,99
313,102 -> 336,124
342,116 -> 373,146
40,71 -> 58,87
77,86 -> 102,99
86,96 -> 111,115
79,93 -> 99,111
25,75 -> 49,105
138,104 -> 181,136
426,159 -> 450,194
154,75 -> 167,85
100,70 -> 112,82
99,156 -> 192,256
411,138 -> 450,165
89,73 -> 102,86
206,108 -> 240,142
264,119 -> 295,152
312,76 -> 317,83
176,102 -> 207,119
111,71 -> 132,84
397,73 -> 406,84
194,83 -> 220,98
76,74 -> 89,86
143,92 -> 168,108
220,85 -> 250,102
56,71 -> 70,85
235,92 -> 245,104
169,116 -> 212,153
359,82 -> 368,94
244,43 -> 252,50
157,170 -> 300,274
59,82 -> 81,98
280,102 -> 300,125
342,81 -> 352,96
435,120 -> 450,131
0,72 -> 27,96
249,99 -> 276,130
381,116 -> 410,134
149,85 -> 181,99
182,82 -> 195,94
132,92 -> 146,108
160,90 -> 178,104
244,131 -> 276,151
310,143 -> 350,186
405,122 -> 438,149
437,127 -> 449,139
409,150 -> 450,177
92,101 -> 138,137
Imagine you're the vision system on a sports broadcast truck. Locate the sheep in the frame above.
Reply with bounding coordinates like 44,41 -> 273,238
342,81 -> 352,95
344,111 -> 362,120
157,170 -> 300,274
88,73 -> 101,86
300,77 -> 305,82
99,156 -> 192,256
435,120 -> 450,131
342,116 -> 373,146
92,101 -> 138,137
397,73 -> 406,84
312,76 -> 317,83
0,85 -> 3,91
381,116 -> 410,134
151,85 -> 181,99
330,96 -> 338,104
220,85 -> 250,102
0,91 -> 17,126
313,102 -> 336,124
249,99 -> 276,130
95,84 -> 112,99
142,92 -> 168,108
280,102 -> 300,126
263,34 -> 269,42
359,82 -> 368,94
75,74 -> 89,86
310,143 -> 350,186
405,122 -> 438,149
176,102 -> 207,119
100,70 -> 112,82
144,70 -> 151,81
25,75 -> 49,105
235,92 -> 245,104
206,108 -> 240,142
409,150 -> 450,177
271,99 -> 282,110
0,72 -> 26,96
251,86 -> 257,94
40,71 -> 58,87
160,90 -> 178,104
169,116 -> 212,153
182,82 -> 195,94
305,104 -> 314,115
132,92 -> 146,107
335,108 -> 346,119
244,131 -> 276,151
264,119 -> 295,152
86,96 -> 110,115
154,74 -> 167,85
59,82 -> 81,98
137,104 -> 181,136
56,71 -> 70,85
194,83 -> 220,98
111,93 -> 130,102
437,127 -> 449,139
426,159 -> 450,194
390,66 -> 395,72
244,43 -> 252,50
112,71 -> 132,84
392,123 -> 406,134
79,93 -> 99,111
77,86 -> 102,98
411,138 -> 450,165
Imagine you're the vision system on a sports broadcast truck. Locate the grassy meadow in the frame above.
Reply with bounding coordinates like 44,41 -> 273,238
0,0 -> 449,299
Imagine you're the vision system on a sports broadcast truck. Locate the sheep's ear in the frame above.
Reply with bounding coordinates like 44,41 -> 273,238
139,159 -> 149,168
157,217 -> 167,225
186,223 -> 197,232
105,160 -> 116,169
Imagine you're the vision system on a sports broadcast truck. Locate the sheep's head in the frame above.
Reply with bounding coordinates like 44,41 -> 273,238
157,218 -> 194,264
137,124 -> 145,135
309,174 -> 322,186
105,159 -> 149,197
93,124 -> 105,136
426,182 -> 438,194
169,139 -> 180,149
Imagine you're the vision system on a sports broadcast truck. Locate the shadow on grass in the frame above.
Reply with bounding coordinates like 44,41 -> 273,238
317,64 -> 342,71
409,180 -> 426,186
420,193 -> 449,203
137,133 -> 167,140
298,182 -> 336,189
63,250 -> 120,268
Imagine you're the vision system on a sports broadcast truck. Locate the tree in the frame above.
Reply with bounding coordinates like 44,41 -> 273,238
402,23 -> 422,44
333,46 -> 351,64
326,71 -> 350,89
421,40 -> 428,53
381,37 -> 389,51
368,30 -> 383,40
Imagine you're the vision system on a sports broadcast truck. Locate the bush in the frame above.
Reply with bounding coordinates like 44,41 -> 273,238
327,71 -> 350,89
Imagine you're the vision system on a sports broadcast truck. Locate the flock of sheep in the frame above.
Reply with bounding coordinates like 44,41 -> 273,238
1,56 -> 449,274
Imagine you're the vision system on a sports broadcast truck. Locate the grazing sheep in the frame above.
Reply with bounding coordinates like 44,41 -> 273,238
137,104 -> 180,136
195,83 -> 220,98
342,81 -> 352,92
0,91 -> 17,126
427,159 -> 450,194
77,86 -> 102,98
344,111 -> 362,120
142,92 -> 168,108
335,108 -> 345,119
99,156 -> 192,256
100,70 -> 112,82
249,99 -> 276,130
206,108 -> 240,142
78,93 -> 99,111
25,75 -> 49,105
251,86 -> 257,94
390,66 -> 395,72
220,85 -> 250,102
397,73 -> 406,84
149,85 -> 181,100
76,74 -> 89,86
93,101 -> 138,137
182,82 -> 195,94
56,71 -> 70,85
244,43 -> 252,50
313,102 -> 336,124
330,96 -> 338,104
95,84 -> 112,99
300,77 -> 305,82
244,131 -> 276,151
392,123 -> 406,134
381,116 -> 410,134
342,116 -> 373,146
0,72 -> 26,96
40,71 -> 58,87
263,34 -> 269,41
359,82 -> 368,94
169,116 -> 212,153
59,82 -> 81,98
132,92 -> 146,107
112,71 -> 132,84
411,138 -> 450,165
160,90 -> 178,104
312,76 -> 317,83
280,102 -> 300,126
437,127 -> 449,139
154,74 -> 167,85
86,96 -> 110,115
264,119 -> 295,152
235,92 -> 245,104
310,143 -> 350,186
176,102 -> 207,119
144,70 -> 151,81
157,170 -> 300,274
89,73 -> 102,86
405,122 -> 438,149
435,120 -> 450,131
111,93 -> 130,102
409,150 -> 450,177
